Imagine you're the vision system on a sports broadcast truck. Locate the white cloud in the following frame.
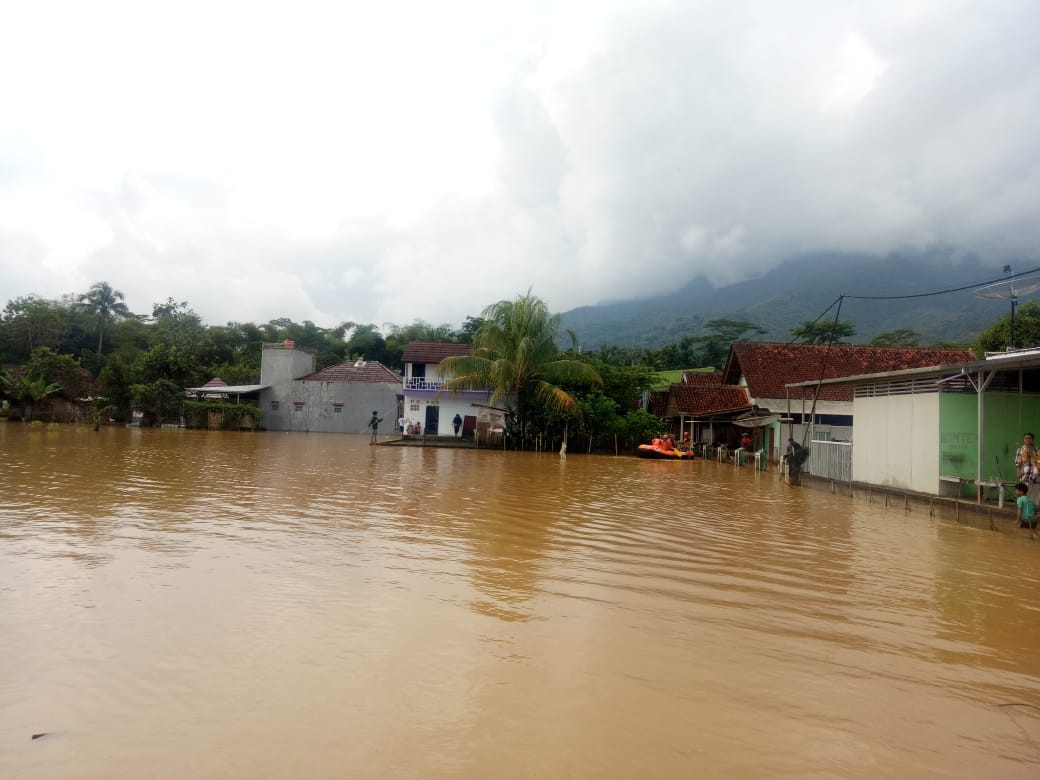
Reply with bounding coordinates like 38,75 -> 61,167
1,0 -> 1039,327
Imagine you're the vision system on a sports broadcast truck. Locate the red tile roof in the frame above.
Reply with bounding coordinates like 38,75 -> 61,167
202,378 -> 228,388
666,384 -> 751,417
682,371 -> 723,386
302,360 -> 402,384
647,390 -> 670,417
402,341 -> 471,364
722,342 -> 976,402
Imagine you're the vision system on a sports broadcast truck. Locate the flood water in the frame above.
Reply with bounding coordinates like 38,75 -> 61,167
2,425 -> 1040,778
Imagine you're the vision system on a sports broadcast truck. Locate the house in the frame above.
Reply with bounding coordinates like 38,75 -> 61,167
787,347 -> 1040,501
402,341 -> 495,436
720,342 -> 976,460
258,342 -> 402,433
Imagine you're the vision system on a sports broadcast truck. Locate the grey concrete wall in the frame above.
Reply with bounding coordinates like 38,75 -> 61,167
261,347 -> 315,385
262,380 -> 401,433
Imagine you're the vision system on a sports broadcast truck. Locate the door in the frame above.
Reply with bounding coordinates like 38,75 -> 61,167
425,404 -> 439,435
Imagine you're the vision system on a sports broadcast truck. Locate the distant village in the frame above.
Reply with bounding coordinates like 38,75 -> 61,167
4,282 -> 1040,511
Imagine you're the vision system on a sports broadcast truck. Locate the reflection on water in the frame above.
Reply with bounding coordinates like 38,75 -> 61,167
2,424 -> 1039,778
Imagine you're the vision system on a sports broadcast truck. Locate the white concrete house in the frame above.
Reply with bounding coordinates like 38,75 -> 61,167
401,342 -> 494,437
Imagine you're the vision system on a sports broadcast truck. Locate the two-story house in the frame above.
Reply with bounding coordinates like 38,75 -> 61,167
401,342 -> 495,436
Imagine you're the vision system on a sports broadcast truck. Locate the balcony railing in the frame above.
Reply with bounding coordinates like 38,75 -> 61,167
405,378 -> 445,390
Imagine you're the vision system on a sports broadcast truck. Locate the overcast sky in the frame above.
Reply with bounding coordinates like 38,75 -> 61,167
2,0 -> 1038,329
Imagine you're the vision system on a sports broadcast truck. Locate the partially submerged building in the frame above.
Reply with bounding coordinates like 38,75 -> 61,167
788,347 -> 1040,502
259,342 -> 402,433
401,342 -> 494,436
653,343 -> 974,461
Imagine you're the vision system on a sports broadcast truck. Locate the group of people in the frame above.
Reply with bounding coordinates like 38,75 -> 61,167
656,433 -> 693,453
1015,431 -> 1039,531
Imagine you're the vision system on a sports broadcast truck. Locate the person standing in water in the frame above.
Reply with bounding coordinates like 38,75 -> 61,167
369,411 -> 383,444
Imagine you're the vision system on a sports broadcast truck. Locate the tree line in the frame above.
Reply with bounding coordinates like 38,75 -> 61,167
3,281 -> 1011,444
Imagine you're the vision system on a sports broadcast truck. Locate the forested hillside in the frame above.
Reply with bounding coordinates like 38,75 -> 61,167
563,250 -> 1032,349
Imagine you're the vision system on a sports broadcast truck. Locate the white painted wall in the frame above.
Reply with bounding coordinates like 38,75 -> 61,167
852,394 -> 939,492
402,392 -> 494,436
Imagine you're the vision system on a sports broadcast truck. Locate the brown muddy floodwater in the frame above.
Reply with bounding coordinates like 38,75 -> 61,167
2,425 -> 1040,778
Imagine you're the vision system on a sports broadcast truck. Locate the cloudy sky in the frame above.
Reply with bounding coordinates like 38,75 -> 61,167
1,0 -> 1038,329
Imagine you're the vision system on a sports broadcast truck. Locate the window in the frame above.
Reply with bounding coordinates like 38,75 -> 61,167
333,402 -> 344,414
410,400 -> 420,412
270,400 -> 280,410
293,401 -> 304,412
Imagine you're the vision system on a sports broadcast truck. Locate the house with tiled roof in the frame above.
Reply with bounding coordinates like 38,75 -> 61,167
258,342 -> 403,433
784,348 -> 1040,499
653,375 -> 756,452
720,342 -> 976,459
402,341 -> 494,436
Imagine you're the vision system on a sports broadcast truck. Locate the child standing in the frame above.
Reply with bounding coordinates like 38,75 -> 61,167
1015,482 -> 1037,532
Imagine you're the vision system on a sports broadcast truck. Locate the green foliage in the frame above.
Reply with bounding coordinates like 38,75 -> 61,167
1,295 -> 67,363
456,316 -> 487,343
618,408 -> 666,448
343,323 -> 391,367
440,291 -> 602,447
77,281 -> 132,355
131,379 -> 184,426
976,300 -> 1040,352
869,329 -> 921,347
790,319 -> 857,344
383,320 -> 457,368
98,354 -> 135,421
25,347 -> 94,400
577,392 -> 622,451
183,400 -> 262,429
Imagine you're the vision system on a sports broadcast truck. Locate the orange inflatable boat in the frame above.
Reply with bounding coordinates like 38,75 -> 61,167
635,439 -> 695,460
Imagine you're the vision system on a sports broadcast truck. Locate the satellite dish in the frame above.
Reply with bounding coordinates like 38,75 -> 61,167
973,270 -> 1040,349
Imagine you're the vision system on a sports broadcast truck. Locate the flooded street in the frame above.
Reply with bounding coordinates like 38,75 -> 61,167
2,424 -> 1040,778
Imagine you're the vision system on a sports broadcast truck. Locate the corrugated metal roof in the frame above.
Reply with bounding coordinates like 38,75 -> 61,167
185,384 -> 268,393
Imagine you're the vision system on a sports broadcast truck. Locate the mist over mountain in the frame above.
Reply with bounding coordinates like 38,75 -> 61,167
561,250 -> 1035,349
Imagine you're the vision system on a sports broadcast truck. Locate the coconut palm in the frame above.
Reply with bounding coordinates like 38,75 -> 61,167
78,281 -> 132,355
440,292 -> 601,444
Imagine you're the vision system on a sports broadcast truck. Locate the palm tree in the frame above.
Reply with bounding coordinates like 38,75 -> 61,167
440,292 -> 601,444
78,282 -> 132,355
2,373 -> 62,421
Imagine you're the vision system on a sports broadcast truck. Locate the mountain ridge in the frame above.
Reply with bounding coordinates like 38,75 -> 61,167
561,251 -> 1028,349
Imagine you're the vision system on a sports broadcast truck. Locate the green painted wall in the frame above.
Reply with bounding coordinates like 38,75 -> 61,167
939,392 -> 1040,490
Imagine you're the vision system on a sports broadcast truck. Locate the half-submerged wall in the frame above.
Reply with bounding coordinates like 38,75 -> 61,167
938,392 -> 1040,485
852,394 -> 940,493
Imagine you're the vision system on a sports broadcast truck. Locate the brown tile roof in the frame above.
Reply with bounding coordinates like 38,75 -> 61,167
666,384 -> 751,417
647,390 -> 670,417
722,342 -> 977,402
202,378 -> 228,388
682,371 -> 723,386
302,360 -> 403,384
401,341 -> 471,364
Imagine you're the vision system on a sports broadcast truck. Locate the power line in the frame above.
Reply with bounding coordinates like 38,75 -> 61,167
844,265 -> 1040,301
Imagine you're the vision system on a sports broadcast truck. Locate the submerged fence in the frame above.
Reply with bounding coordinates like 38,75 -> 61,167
808,440 -> 853,482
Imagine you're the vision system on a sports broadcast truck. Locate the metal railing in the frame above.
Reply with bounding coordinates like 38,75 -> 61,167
404,378 -> 445,390
808,440 -> 852,482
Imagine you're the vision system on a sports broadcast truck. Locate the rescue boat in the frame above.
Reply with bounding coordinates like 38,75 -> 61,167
635,439 -> 695,460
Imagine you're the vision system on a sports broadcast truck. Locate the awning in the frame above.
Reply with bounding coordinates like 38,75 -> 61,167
732,413 -> 781,428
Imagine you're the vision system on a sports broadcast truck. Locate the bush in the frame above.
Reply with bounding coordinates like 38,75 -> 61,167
183,400 -> 262,429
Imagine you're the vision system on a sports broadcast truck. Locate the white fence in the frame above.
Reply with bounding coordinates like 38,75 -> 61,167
808,440 -> 853,482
